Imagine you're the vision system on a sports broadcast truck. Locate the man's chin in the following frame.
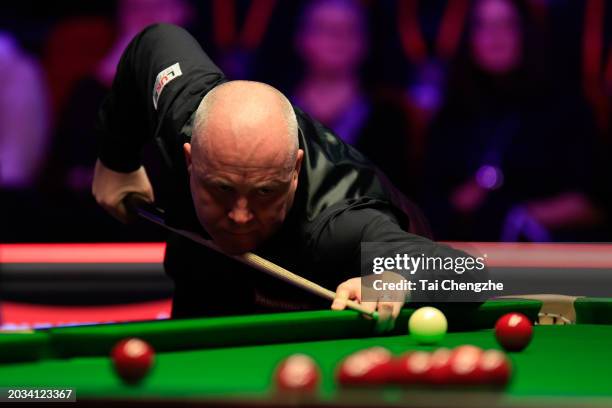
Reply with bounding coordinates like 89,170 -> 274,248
220,245 -> 255,255
214,236 -> 259,255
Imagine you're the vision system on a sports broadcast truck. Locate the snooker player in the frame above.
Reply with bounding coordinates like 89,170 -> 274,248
93,24 -> 481,321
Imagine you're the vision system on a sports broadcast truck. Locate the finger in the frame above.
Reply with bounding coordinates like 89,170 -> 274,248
391,301 -> 403,320
359,301 -> 377,319
121,192 -> 154,223
375,303 -> 395,333
331,287 -> 351,310
376,299 -> 403,320
101,199 -> 129,224
115,201 -> 132,224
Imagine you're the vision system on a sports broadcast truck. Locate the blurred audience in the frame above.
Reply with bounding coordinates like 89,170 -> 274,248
47,0 -> 192,193
208,0 -> 278,79
291,0 -> 420,196
396,0 -> 469,123
388,0 -> 471,201
292,0 -> 370,145
0,0 -> 609,243
0,32 -> 49,189
44,17 -> 114,123
424,0 -> 605,241
37,0 -> 191,241
579,0 -> 612,240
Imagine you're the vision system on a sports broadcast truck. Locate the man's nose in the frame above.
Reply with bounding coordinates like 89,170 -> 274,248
228,197 -> 253,224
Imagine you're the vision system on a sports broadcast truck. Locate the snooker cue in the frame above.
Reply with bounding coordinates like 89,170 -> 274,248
123,193 -> 377,318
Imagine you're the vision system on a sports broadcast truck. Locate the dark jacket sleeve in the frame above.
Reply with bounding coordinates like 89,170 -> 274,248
306,201 -> 490,302
96,23 -> 225,173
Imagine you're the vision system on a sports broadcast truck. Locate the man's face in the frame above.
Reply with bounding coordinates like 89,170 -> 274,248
185,140 -> 303,255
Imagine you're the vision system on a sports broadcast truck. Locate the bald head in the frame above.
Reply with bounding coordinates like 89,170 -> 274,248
184,81 -> 304,255
191,81 -> 299,174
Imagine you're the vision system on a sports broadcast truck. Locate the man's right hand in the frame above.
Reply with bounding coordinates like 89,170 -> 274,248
331,277 -> 405,321
92,159 -> 155,223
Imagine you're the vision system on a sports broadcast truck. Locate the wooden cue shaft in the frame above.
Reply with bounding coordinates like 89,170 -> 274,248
130,200 -> 375,317
239,252 -> 374,316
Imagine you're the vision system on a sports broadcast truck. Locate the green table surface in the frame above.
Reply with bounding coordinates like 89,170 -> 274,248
1,299 -> 612,407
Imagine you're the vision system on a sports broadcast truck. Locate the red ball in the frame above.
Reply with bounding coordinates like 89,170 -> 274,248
391,351 -> 432,385
336,347 -> 393,386
478,349 -> 512,386
447,345 -> 485,385
495,313 -> 533,352
111,338 -> 155,384
424,348 -> 453,384
275,354 -> 320,392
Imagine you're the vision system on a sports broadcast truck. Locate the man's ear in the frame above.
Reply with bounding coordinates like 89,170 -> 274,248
294,149 -> 304,178
183,143 -> 192,176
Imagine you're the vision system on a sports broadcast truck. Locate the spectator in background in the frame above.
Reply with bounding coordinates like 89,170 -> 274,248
579,0 -> 612,239
97,0 -> 193,89
291,0 -> 420,197
40,0 -> 192,241
292,0 -> 369,145
388,0 -> 471,202
425,0 -> 603,242
47,0 -> 192,193
205,0 -> 279,80
394,0 -> 470,136
0,32 -> 49,188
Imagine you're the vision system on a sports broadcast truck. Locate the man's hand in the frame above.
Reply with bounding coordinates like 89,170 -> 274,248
92,159 -> 155,223
331,277 -> 404,321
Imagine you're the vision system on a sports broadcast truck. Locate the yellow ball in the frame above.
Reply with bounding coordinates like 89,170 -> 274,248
408,307 -> 447,344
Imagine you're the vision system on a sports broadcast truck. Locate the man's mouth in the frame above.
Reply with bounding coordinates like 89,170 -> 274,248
225,230 -> 254,236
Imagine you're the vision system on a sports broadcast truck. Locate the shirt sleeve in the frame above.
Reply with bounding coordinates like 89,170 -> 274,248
307,201 -> 490,302
96,23 -> 225,173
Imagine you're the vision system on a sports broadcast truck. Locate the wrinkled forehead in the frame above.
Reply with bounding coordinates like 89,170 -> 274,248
192,135 -> 296,179
193,155 -> 295,189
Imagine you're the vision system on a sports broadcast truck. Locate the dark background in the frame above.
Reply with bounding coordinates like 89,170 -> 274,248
1,0 -> 611,244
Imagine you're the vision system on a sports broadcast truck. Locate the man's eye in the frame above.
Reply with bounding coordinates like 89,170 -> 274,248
257,187 -> 274,196
218,185 -> 234,193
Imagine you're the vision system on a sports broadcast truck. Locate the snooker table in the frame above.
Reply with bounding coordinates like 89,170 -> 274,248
1,298 -> 612,407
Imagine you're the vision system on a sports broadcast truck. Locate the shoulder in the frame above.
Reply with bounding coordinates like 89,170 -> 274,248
293,105 -> 373,167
